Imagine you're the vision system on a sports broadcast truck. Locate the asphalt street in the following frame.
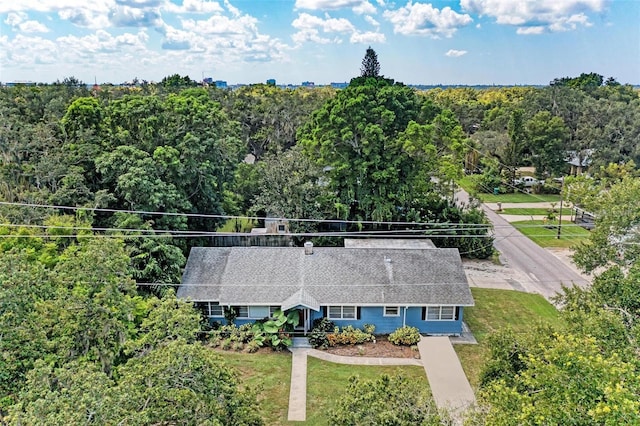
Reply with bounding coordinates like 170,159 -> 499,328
456,190 -> 591,301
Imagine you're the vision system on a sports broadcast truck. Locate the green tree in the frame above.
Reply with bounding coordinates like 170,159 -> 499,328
328,374 -> 445,425
115,340 -> 263,425
360,46 -> 381,78
573,175 -> 640,272
252,146 -> 329,234
526,111 -> 570,177
299,77 -> 426,222
478,332 -> 640,425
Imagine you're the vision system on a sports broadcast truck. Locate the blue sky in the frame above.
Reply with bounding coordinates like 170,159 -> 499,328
1,0 -> 638,85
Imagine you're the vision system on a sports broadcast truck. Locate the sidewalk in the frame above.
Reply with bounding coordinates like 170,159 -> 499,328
287,339 -> 475,422
418,337 -> 475,421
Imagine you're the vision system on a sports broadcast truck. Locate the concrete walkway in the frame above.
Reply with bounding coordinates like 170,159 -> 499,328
418,337 -> 475,420
287,339 -> 475,422
287,349 -> 308,421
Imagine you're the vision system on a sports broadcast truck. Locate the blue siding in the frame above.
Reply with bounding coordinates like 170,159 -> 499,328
217,306 -> 465,335
311,306 -> 465,335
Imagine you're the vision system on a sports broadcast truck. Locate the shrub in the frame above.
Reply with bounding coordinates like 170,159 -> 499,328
232,341 -> 244,351
326,325 -> 374,347
246,340 -> 261,353
312,317 -> 335,332
389,326 -> 421,346
221,338 -> 232,350
308,328 -> 329,349
363,323 -> 376,334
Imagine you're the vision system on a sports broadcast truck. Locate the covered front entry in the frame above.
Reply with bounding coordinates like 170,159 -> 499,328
293,308 -> 312,335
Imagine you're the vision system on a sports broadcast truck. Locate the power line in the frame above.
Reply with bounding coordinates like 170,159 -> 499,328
0,200 -> 493,228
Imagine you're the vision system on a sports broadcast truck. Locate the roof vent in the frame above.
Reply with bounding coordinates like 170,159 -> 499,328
304,241 -> 314,255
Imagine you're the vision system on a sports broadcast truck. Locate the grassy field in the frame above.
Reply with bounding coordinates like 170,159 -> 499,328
511,220 -> 590,248
455,288 -> 561,389
500,207 -> 572,215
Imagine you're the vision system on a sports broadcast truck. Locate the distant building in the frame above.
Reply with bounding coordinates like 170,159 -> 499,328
214,80 -> 228,89
301,81 -> 315,87
330,82 -> 348,89
203,77 -> 213,85
266,78 -> 276,86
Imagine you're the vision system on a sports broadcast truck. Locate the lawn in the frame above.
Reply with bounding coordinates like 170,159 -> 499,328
499,207 -> 572,215
218,289 -> 563,420
511,220 -> 591,248
475,192 -> 561,203
216,350 -> 292,425
455,288 -> 561,389
306,358 -> 428,425
217,349 -> 428,425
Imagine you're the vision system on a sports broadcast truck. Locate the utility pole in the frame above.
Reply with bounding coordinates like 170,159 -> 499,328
557,177 -> 564,239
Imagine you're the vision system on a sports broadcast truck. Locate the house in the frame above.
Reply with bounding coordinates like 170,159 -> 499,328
566,149 -> 594,175
177,240 -> 474,335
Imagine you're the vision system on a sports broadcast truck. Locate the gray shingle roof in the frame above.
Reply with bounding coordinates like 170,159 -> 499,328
177,246 -> 473,308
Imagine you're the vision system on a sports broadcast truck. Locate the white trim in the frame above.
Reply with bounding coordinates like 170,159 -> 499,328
425,306 -> 456,321
328,305 -> 357,320
383,306 -> 400,317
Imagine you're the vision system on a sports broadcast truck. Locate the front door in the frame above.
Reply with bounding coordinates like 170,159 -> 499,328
294,309 -> 310,335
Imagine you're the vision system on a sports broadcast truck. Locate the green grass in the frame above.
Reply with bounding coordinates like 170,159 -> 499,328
476,192 -> 561,203
455,288 -> 561,389
499,207 -> 572,215
216,349 -> 428,426
215,350 -> 292,425
306,358 -> 428,425
217,289 -> 564,418
511,220 -> 590,248
217,218 -> 256,232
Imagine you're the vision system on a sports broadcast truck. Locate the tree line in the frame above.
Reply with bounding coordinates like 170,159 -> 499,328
1,49 -> 639,423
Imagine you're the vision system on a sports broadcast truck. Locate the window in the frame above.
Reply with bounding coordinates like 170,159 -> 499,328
423,306 -> 457,321
328,305 -> 357,320
384,306 -> 400,317
195,302 -> 224,317
233,306 -> 279,319
249,306 -> 269,319
235,306 -> 249,318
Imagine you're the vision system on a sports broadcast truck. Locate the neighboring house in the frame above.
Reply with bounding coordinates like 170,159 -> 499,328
566,149 -> 594,175
177,240 -> 474,335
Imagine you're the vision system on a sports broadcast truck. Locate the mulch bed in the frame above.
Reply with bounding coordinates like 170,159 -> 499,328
322,335 -> 420,359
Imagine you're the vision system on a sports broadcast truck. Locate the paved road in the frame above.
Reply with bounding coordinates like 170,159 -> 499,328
457,191 -> 590,301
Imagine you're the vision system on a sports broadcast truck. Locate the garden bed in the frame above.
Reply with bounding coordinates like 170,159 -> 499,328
322,335 -> 420,359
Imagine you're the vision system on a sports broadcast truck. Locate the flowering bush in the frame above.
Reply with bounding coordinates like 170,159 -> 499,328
389,326 -> 421,346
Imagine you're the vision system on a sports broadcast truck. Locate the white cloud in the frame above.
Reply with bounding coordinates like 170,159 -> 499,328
460,0 -> 606,34
109,5 -> 162,27
445,49 -> 467,57
5,12 -> 27,27
383,2 -> 473,38
224,0 -> 242,17
295,0 -> 377,15
350,30 -> 385,43
292,13 -> 359,44
19,20 -> 50,33
165,0 -> 224,14
364,15 -> 379,27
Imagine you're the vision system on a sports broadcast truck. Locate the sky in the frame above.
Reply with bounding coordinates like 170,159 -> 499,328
0,0 -> 638,86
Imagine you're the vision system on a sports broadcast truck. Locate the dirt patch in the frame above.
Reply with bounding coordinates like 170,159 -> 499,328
322,335 -> 420,359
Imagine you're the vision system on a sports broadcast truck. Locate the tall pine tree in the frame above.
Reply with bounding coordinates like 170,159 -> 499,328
360,46 -> 381,78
